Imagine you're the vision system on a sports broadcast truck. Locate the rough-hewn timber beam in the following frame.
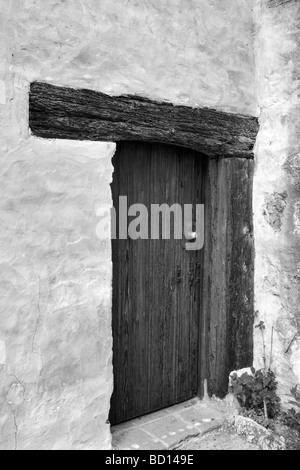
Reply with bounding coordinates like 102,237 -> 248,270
29,82 -> 259,159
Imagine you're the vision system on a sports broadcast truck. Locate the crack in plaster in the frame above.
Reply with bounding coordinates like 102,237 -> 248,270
13,412 -> 18,451
32,280 -> 42,355
269,0 -> 298,8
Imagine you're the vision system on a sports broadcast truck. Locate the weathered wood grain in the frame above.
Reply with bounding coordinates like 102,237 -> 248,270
29,82 -> 258,160
200,158 -> 254,397
110,142 -> 203,424
110,144 -> 254,410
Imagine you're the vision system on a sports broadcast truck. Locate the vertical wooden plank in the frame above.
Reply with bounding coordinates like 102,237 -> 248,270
227,159 -> 254,372
201,158 -> 254,398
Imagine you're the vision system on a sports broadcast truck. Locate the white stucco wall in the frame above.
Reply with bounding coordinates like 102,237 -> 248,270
0,0 -> 257,450
254,0 -> 300,407
0,0 -> 257,113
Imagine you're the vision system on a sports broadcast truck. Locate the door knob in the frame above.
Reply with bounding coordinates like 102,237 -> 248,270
186,231 -> 198,241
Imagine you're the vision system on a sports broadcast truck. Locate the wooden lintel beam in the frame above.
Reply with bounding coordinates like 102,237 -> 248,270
29,82 -> 259,159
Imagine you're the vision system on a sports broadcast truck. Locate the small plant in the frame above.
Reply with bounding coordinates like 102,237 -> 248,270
230,319 -> 300,449
280,408 -> 300,433
289,384 -> 300,409
239,408 -> 275,430
230,367 -> 281,420
255,320 -> 267,369
280,386 -> 300,434
230,322 -> 280,421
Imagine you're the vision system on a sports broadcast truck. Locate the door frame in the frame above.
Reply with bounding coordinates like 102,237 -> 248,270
29,81 -> 258,399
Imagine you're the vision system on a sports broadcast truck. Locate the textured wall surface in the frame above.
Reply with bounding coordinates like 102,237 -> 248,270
0,136 -> 115,450
254,0 -> 300,405
0,0 -> 256,114
0,0 -> 257,450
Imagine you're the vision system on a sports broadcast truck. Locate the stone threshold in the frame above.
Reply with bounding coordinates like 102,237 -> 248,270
111,398 -> 226,451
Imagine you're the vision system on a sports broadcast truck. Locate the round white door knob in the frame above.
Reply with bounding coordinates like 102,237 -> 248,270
187,232 -> 197,241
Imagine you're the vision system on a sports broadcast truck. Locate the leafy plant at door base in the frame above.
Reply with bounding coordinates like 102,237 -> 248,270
230,320 -> 280,427
230,367 -> 280,428
229,319 -> 300,449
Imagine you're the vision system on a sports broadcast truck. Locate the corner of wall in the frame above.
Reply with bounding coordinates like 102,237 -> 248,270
253,0 -> 300,406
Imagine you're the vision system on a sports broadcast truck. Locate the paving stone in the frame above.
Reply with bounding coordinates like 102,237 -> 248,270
180,405 -> 224,424
113,427 -> 165,450
111,400 -> 226,450
141,415 -> 200,448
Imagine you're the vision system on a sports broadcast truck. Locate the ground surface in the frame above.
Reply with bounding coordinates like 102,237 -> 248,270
111,398 -> 258,451
176,429 -> 259,450
112,398 -> 226,450
112,397 -> 300,451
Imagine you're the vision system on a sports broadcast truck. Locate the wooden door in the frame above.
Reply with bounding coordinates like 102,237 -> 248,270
110,142 -> 204,425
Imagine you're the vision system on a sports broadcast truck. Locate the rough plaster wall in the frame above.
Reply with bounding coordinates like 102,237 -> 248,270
0,133 -> 115,449
0,0 -> 256,114
0,0 -> 256,450
254,0 -> 300,406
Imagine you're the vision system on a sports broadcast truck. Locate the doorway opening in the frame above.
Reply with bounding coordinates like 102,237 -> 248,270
109,141 -> 206,425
